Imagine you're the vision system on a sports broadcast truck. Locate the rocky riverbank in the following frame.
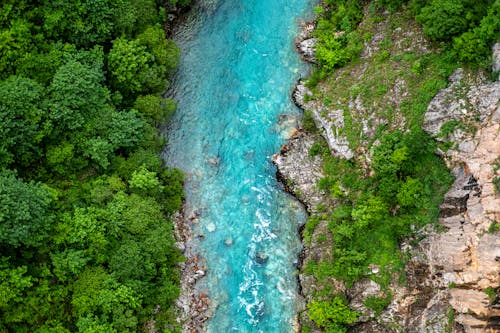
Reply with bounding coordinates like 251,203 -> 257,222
173,207 -> 211,333
274,5 -> 500,332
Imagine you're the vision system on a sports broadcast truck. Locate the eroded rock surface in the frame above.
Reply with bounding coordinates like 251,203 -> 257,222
293,81 -> 354,159
296,21 -> 317,63
273,131 -> 325,211
419,70 -> 500,331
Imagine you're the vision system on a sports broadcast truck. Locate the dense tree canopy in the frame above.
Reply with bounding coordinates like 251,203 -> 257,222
0,0 -> 190,331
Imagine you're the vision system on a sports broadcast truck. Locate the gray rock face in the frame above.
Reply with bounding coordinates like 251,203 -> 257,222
492,42 -> 500,75
298,38 -> 317,63
423,68 -> 500,141
173,209 -> 212,333
273,131 -> 325,212
293,81 -> 354,159
273,128 -> 340,326
295,21 -> 317,63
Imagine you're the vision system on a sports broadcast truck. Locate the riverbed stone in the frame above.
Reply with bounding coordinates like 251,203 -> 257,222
206,223 -> 216,232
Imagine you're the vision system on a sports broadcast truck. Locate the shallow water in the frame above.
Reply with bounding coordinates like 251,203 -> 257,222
163,0 -> 313,331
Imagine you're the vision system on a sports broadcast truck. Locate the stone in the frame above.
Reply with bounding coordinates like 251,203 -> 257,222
206,222 -> 216,232
492,42 -> 500,75
223,237 -> 234,247
273,130 -> 326,211
439,188 -> 469,218
297,38 -> 317,63
347,278 -> 382,317
295,21 -> 316,63
255,251 -> 269,264
207,157 -> 220,166
449,289 -> 491,317
176,241 -> 186,253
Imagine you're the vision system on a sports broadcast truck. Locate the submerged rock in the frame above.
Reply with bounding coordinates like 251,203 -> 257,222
223,237 -> 234,247
255,251 -> 269,264
207,157 -> 220,166
206,222 -> 216,232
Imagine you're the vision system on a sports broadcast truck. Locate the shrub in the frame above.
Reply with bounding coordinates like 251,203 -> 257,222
307,297 -> 358,332
416,0 -> 469,41
364,294 -> 392,315
302,110 -> 318,133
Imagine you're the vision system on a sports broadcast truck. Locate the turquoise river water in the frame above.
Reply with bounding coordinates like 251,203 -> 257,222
163,0 -> 314,331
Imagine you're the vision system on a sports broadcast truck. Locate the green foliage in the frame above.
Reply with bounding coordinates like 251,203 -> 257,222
484,286 -> 497,304
48,55 -> 109,131
108,37 -> 154,97
308,129 -> 452,287
303,215 -> 321,245
363,294 -> 392,315
438,120 -> 460,138
0,19 -> 34,78
302,109 -> 318,133
0,76 -> 48,167
0,0 -> 184,331
169,0 -> 193,7
397,177 -> 424,208
0,171 -> 54,247
109,28 -> 179,101
453,2 -> 500,64
446,307 -> 455,332
135,95 -> 177,125
107,110 -> 145,151
309,141 -> 328,157
314,1 -> 363,72
0,259 -> 32,308
412,0 -> 498,66
416,0 -> 470,41
307,297 -> 358,332
375,0 -> 405,11
488,220 -> 500,233
136,25 -> 180,76
315,32 -> 363,72
42,0 -> 121,47
129,166 -> 162,196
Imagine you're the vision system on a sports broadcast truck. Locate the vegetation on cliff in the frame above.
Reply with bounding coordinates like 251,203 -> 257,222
300,0 -> 499,332
0,0 -> 191,332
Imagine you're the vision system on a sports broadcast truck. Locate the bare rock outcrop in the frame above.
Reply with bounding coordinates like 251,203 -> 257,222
492,42 -> 500,75
413,65 -> 500,332
296,21 -> 317,63
293,81 -> 354,159
348,65 -> 500,332
273,131 -> 326,211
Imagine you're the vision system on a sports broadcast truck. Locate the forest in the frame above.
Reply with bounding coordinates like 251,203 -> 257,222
0,0 -> 190,332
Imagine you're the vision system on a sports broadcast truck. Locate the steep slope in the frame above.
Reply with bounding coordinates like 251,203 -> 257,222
275,4 -> 499,332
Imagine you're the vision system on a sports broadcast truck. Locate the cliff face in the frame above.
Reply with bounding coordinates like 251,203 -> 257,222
277,7 -> 500,332
416,67 -> 500,332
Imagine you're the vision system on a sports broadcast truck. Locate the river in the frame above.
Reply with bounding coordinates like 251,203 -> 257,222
163,0 -> 313,331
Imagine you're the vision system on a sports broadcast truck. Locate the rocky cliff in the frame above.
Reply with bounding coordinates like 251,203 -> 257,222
276,7 -> 500,333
